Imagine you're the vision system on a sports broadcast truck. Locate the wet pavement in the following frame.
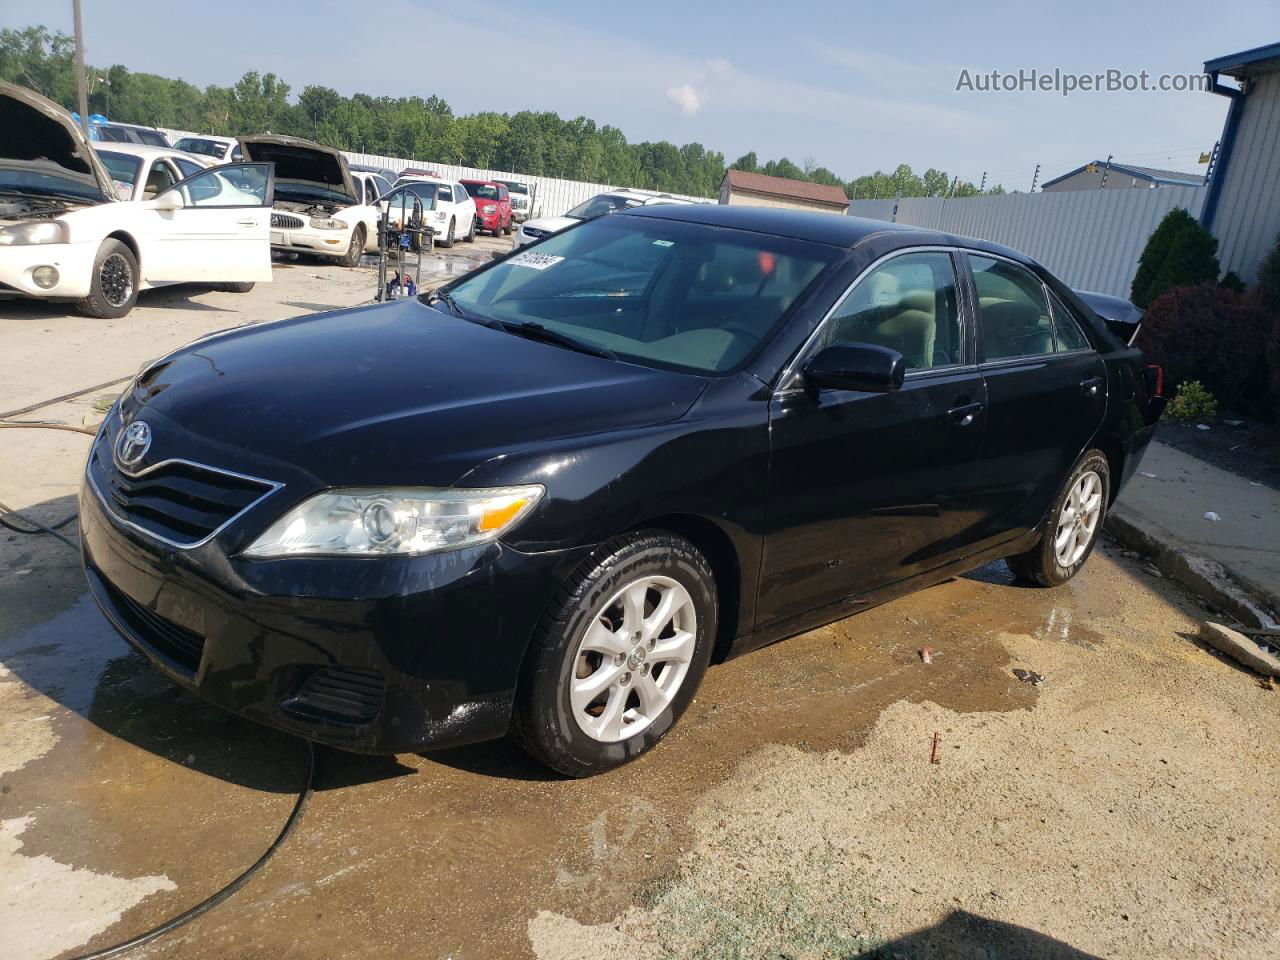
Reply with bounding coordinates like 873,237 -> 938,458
4,529 -> 1277,959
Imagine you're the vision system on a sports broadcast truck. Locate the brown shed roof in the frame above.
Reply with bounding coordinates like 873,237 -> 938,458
723,169 -> 849,206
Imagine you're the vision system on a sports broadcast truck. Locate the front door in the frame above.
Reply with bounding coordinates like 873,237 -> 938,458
758,250 -> 991,627
964,253 -> 1108,546
140,162 -> 274,284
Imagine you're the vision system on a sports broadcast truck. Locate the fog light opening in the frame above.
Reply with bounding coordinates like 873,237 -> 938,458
31,265 -> 59,289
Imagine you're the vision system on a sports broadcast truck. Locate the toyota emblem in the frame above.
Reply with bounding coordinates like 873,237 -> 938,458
116,420 -> 152,467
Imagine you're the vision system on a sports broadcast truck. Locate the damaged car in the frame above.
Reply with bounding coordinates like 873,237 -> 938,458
239,135 -> 379,267
0,82 -> 273,318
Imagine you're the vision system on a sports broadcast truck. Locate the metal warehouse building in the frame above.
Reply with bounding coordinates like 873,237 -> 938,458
1041,162 -> 1204,192
1202,42 -> 1280,285
718,169 -> 849,214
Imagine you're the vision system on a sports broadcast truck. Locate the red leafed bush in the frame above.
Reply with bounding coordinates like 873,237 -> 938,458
1135,282 -> 1276,420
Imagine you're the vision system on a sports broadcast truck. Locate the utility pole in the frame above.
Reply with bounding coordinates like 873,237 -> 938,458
72,0 -> 89,134
1030,163 -> 1040,193
979,171 -> 987,193
1099,153 -> 1113,189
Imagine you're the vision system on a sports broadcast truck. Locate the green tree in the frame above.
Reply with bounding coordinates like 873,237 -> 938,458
1130,209 -> 1222,308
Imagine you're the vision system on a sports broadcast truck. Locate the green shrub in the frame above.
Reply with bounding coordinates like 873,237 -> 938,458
1166,380 -> 1217,421
1130,209 -> 1222,309
1258,232 -> 1280,314
1220,271 -> 1246,293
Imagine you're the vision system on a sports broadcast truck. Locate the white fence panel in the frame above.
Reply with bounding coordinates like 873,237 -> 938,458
159,128 -> 709,219
848,186 -> 1207,298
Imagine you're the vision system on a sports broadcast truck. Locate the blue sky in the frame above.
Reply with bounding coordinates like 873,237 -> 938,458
3,0 -> 1276,189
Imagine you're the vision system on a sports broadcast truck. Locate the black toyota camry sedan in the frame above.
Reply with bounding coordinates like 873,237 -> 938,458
81,205 -> 1164,776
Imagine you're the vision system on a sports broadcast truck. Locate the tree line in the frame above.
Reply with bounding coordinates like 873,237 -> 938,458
1,25 -> 1005,199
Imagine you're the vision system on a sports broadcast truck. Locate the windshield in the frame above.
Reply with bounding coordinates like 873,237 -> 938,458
446,214 -> 837,375
498,181 -> 528,196
0,162 -> 105,204
96,150 -> 142,196
564,194 -> 644,221
464,182 -> 499,200
175,138 -> 226,158
386,183 -> 439,211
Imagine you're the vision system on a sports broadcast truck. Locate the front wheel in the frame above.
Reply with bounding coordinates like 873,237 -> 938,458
1007,449 -> 1110,586
513,532 -> 717,777
76,239 -> 139,319
339,225 -> 365,267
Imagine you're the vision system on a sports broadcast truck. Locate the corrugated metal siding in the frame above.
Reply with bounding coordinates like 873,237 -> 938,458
1211,71 -> 1280,285
157,128 -> 709,219
848,186 -> 1206,298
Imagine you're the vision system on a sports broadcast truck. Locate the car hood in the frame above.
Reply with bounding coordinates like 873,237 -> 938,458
123,299 -> 707,488
0,81 -> 115,204
237,135 -> 357,205
524,214 -> 577,234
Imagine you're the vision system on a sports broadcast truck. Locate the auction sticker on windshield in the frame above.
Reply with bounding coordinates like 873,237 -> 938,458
508,252 -> 564,270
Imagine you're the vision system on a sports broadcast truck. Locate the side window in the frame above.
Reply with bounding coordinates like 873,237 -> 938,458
174,157 -> 203,179
175,163 -> 270,207
970,256 -> 1054,361
498,185 -> 508,200
364,177 -> 379,203
142,161 -> 177,200
1048,291 -> 1091,352
230,145 -> 243,162
455,184 -> 468,203
822,251 -> 963,371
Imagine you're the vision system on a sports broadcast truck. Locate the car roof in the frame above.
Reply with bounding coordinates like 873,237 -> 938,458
394,175 -> 451,187
460,178 -> 500,185
622,203 -> 1039,263
174,134 -> 235,145
93,143 -> 190,159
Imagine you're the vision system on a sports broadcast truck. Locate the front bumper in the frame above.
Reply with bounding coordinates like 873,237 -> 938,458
270,225 -> 352,258
0,240 -> 97,298
79,451 -> 589,754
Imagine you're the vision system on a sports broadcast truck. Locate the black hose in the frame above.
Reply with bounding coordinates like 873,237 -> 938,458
0,498 -> 80,550
65,740 -> 319,960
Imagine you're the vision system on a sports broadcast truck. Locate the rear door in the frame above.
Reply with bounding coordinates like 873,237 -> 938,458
759,249 -> 991,625
964,253 -> 1107,546
139,162 -> 274,284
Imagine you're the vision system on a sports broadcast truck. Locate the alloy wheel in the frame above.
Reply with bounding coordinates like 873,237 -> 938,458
101,253 -> 134,307
569,575 -> 697,743
1054,469 -> 1103,567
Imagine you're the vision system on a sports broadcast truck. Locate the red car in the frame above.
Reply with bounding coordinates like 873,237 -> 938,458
461,179 -> 513,236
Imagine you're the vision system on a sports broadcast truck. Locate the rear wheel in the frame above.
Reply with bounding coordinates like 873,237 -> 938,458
1007,449 -> 1110,586
215,281 -> 255,293
513,532 -> 717,777
464,216 -> 476,243
77,239 -> 138,319
502,219 -> 513,236
439,218 -> 456,248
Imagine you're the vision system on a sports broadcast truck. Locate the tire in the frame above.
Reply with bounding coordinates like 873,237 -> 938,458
339,225 -> 365,267
513,531 -> 718,777
463,216 -> 476,243
215,281 -> 255,293
439,218 -> 456,248
1006,449 -> 1110,587
76,239 -> 139,319
502,220 -> 513,236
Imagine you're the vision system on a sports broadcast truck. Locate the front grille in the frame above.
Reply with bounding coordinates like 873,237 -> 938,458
93,569 -> 205,674
284,667 -> 385,725
89,437 -> 278,547
271,213 -> 305,229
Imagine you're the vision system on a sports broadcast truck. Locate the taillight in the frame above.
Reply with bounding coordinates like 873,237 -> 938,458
1143,364 -> 1165,398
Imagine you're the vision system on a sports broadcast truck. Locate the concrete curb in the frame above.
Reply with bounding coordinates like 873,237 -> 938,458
1105,507 -> 1279,629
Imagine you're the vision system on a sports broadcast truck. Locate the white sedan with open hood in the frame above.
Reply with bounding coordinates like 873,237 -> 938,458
0,82 -> 273,318
238,136 -> 379,267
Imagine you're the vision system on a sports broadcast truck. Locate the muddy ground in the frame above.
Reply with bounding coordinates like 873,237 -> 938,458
1,250 -> 1277,960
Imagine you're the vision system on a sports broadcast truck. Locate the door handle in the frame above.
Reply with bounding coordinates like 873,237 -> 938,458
1080,376 -> 1104,397
237,218 -> 258,227
946,401 -> 984,426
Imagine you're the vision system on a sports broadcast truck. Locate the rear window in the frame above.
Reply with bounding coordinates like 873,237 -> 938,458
175,138 -> 226,158
136,129 -> 168,147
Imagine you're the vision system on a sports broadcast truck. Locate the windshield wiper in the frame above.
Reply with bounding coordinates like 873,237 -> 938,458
506,322 -> 618,361
425,289 -> 482,322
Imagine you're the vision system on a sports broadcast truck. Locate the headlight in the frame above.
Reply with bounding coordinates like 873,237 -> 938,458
0,221 -> 69,246
433,210 -> 447,221
309,217 -> 348,230
243,485 -> 545,558
482,204 -> 497,214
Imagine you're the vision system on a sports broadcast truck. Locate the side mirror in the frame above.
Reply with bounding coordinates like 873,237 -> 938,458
153,190 -> 184,212
804,343 -> 905,393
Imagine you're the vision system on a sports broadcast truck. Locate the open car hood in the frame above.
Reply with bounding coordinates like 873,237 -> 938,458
0,81 -> 115,204
237,135 -> 357,205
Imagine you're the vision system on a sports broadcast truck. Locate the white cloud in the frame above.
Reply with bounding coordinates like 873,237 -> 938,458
666,83 -> 701,117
